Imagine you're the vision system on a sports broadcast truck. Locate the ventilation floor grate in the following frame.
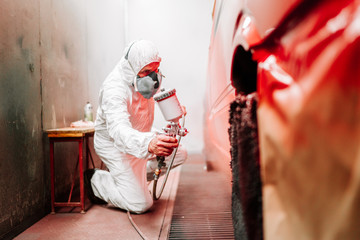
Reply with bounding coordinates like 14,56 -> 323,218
168,155 -> 234,239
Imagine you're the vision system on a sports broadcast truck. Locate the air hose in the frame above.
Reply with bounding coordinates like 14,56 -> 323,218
127,210 -> 149,240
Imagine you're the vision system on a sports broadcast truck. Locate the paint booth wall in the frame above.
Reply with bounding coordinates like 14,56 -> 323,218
0,0 -> 126,238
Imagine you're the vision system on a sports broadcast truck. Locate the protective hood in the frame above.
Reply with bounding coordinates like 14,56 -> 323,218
118,40 -> 162,86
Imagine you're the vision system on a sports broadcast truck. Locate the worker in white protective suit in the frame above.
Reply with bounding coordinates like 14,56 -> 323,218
84,40 -> 187,214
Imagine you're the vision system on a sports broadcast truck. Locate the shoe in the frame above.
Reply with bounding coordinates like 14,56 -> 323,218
84,169 -> 107,204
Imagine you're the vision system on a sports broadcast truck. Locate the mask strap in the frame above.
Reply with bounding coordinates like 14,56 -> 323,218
125,41 -> 137,74
125,41 -> 136,60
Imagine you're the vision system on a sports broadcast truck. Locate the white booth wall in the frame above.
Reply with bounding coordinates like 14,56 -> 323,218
126,0 -> 214,154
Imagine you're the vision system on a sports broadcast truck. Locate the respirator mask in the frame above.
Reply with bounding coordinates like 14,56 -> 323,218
125,41 -> 163,99
134,70 -> 163,99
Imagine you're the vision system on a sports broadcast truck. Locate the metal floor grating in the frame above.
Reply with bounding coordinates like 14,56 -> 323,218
168,155 -> 234,239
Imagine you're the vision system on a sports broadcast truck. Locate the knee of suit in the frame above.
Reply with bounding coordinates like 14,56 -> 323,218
176,145 -> 188,164
128,199 -> 153,214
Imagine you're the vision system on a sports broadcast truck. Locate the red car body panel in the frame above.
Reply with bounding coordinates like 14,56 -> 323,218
205,0 -> 360,238
256,0 -> 360,238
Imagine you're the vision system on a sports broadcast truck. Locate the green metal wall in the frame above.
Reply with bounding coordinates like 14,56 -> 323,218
0,0 -> 125,238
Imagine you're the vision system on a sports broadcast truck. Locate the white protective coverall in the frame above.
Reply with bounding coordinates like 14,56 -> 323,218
91,40 -> 187,213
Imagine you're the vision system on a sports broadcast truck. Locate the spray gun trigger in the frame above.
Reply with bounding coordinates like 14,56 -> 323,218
178,128 -> 188,137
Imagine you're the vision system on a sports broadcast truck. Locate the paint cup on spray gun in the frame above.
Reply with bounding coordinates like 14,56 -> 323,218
84,102 -> 93,122
153,88 -> 188,137
154,88 -> 183,122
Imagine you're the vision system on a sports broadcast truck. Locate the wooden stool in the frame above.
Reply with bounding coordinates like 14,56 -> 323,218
46,127 -> 95,214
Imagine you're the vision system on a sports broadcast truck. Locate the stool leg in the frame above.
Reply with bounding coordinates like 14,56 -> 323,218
50,139 -> 55,214
79,139 -> 85,213
86,136 -> 89,169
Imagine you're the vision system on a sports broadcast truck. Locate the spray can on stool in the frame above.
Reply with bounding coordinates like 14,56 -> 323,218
84,102 -> 93,122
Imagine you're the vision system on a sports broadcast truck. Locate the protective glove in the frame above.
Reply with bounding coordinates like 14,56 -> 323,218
148,134 -> 178,156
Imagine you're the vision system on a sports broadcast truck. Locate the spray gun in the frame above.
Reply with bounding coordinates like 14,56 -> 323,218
152,88 -> 188,200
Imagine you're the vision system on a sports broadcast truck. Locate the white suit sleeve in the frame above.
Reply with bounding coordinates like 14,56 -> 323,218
101,86 -> 155,159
